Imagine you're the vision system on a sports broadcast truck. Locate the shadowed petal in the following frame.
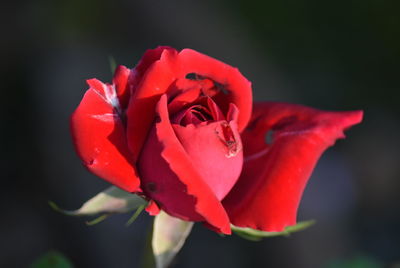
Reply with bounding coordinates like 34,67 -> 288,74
138,95 -> 231,234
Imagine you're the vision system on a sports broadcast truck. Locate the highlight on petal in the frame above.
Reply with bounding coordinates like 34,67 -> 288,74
223,102 -> 363,232
137,95 -> 231,234
71,79 -> 140,192
112,65 -> 131,110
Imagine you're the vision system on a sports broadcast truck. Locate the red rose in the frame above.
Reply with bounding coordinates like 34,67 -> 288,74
71,46 -> 363,234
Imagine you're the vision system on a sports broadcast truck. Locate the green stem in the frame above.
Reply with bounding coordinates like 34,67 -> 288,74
141,223 -> 155,268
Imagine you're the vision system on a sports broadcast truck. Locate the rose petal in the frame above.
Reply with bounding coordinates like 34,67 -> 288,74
126,47 -> 179,161
112,65 -> 131,110
207,97 -> 225,121
146,200 -> 161,216
130,46 -> 175,92
138,125 -> 202,221
178,49 -> 253,131
71,79 -> 140,192
172,120 -> 243,200
126,47 -> 253,161
223,102 -> 363,231
167,87 -> 202,115
138,95 -> 231,234
167,76 -> 214,115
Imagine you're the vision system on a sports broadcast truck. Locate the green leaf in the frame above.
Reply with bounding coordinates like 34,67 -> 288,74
49,186 -> 147,217
31,250 -> 73,268
152,211 -> 194,268
231,220 -> 316,241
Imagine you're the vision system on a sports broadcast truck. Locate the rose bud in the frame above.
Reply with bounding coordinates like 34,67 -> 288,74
71,46 -> 363,234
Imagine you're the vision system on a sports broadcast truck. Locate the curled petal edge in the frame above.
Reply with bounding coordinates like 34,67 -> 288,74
223,102 -> 363,232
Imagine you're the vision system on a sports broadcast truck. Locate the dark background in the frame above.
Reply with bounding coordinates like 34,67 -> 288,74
2,0 -> 400,267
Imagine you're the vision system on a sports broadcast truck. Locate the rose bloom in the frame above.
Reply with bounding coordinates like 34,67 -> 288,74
71,46 -> 363,234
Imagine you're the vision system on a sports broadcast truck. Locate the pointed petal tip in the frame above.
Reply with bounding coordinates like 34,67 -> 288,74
114,64 -> 129,73
113,65 -> 130,84
86,78 -> 103,89
334,109 -> 363,136
347,109 -> 363,126
203,222 -> 232,235
146,200 -> 161,216
222,225 -> 232,235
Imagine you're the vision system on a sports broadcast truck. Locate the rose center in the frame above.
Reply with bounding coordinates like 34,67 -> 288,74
173,103 -> 215,126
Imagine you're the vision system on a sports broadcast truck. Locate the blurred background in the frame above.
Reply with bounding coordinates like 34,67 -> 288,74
2,0 -> 400,267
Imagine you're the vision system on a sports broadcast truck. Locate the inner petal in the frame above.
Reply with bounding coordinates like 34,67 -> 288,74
173,105 -> 213,126
172,120 -> 243,200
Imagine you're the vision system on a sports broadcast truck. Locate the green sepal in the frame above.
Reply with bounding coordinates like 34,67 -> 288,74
152,211 -> 194,268
49,186 -> 147,224
125,205 -> 145,226
231,220 -> 316,241
86,214 -> 109,226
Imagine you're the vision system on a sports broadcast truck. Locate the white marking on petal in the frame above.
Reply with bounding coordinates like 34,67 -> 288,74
103,84 -> 122,115
91,113 -> 119,123
244,147 -> 269,162
92,87 -> 108,103
91,83 -> 122,115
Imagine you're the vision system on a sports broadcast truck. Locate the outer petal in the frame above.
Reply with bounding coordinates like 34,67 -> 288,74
112,65 -> 131,110
127,46 -> 176,95
222,102 -> 363,231
71,79 -> 140,192
138,95 -> 231,234
178,49 -> 253,132
126,47 -> 179,161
